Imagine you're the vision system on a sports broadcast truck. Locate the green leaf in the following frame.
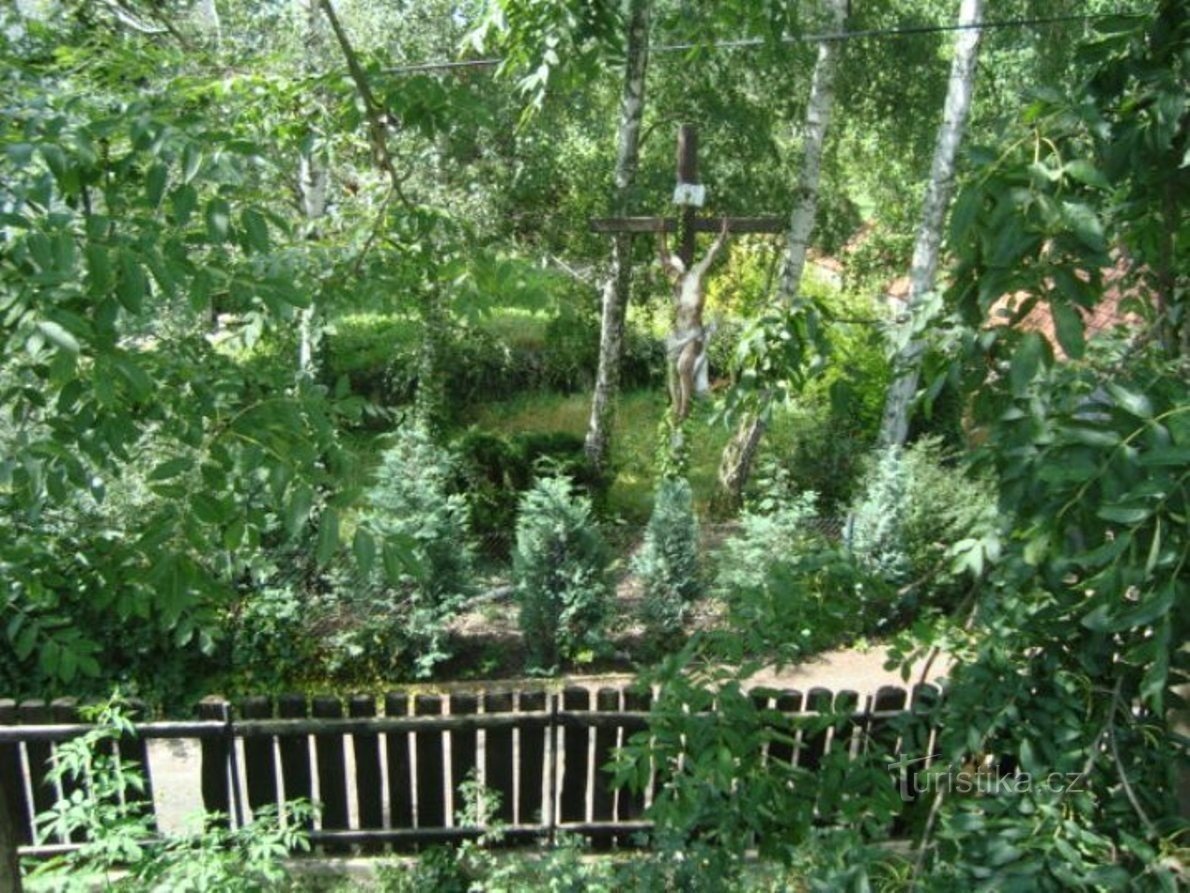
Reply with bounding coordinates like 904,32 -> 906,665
86,243 -> 113,294
284,485 -> 314,535
316,508 -> 339,566
1063,159 -> 1109,189
146,163 -> 168,207
1110,585 -> 1175,632
1060,201 -> 1106,253
1105,382 -> 1152,419
170,184 -> 198,225
353,527 -> 376,576
37,320 -> 80,356
241,209 -> 269,253
205,198 -> 231,243
182,144 -> 203,183
1010,332 -> 1045,396
149,457 -> 193,481
1051,303 -> 1085,359
118,255 -> 146,314
1097,504 -> 1151,524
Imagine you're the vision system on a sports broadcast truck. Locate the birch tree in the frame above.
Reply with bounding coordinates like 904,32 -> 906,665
583,0 -> 651,475
715,0 -> 847,509
878,0 -> 983,447
296,0 -> 330,380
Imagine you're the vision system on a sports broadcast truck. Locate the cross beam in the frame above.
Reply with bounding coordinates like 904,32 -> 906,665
589,124 -> 784,266
589,216 -> 786,234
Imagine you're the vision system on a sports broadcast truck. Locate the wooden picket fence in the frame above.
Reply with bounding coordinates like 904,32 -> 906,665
1,681 -> 942,857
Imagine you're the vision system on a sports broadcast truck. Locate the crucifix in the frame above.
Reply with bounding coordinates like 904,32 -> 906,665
590,125 -> 784,421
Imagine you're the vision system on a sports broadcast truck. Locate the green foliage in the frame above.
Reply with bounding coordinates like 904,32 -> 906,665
632,477 -> 701,642
0,4 -> 356,696
846,446 -> 913,583
512,476 -> 612,671
715,489 -> 820,597
453,428 -> 605,556
611,656 -> 904,885
320,309 -> 663,421
341,425 -> 474,678
23,697 -> 312,892
849,437 -> 997,611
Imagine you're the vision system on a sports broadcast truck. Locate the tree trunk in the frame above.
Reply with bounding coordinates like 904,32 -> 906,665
584,0 -> 651,476
715,0 -> 846,511
0,795 -> 20,893
878,0 -> 983,447
297,0 -> 329,381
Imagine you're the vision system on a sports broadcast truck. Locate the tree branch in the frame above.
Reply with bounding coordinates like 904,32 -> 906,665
316,0 -> 410,206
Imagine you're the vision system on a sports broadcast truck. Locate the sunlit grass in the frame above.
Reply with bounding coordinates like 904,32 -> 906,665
466,388 -> 802,523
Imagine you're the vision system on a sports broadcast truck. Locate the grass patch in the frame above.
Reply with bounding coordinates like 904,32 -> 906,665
465,389 -> 801,523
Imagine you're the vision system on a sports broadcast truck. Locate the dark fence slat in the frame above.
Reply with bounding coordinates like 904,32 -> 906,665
559,687 -> 590,825
238,696 -> 277,818
311,695 -> 349,851
276,694 -> 312,828
831,690 -> 864,760
384,693 -> 413,830
196,698 -> 231,826
349,695 -> 383,836
517,691 -> 546,827
589,687 -> 620,850
414,695 -> 446,829
619,687 -> 652,822
768,690 -> 803,768
0,700 -> 32,846
799,688 -> 834,775
483,692 -> 515,825
122,698 -> 157,832
449,693 -> 479,826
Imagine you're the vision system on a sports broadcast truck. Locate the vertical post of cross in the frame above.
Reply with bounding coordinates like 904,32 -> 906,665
676,124 -> 700,268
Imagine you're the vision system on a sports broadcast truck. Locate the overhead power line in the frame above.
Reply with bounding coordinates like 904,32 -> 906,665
383,11 -> 1145,76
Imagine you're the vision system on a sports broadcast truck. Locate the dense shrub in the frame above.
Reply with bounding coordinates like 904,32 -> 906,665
632,477 -> 701,641
362,427 -> 474,606
453,429 -> 607,556
23,698 -> 311,892
846,437 -> 997,614
512,476 -> 612,671
320,311 -> 664,419
321,426 -> 476,679
715,490 -> 822,597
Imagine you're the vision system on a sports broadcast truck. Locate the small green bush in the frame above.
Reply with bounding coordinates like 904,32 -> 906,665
846,437 -> 997,617
331,426 -> 475,678
715,490 -> 822,597
632,477 -> 701,640
513,476 -> 612,671
453,429 -> 607,557
23,697 -> 312,892
363,426 -> 474,606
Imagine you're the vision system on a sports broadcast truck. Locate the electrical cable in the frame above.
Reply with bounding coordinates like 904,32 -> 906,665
381,10 -> 1145,76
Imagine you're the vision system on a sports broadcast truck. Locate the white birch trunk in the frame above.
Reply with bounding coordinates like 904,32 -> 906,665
716,0 -> 846,508
196,0 -> 222,49
297,0 -> 329,380
878,0 -> 983,447
584,0 -> 651,474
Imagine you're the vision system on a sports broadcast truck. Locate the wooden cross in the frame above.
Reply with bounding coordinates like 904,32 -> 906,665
590,124 -> 785,420
589,124 -> 785,267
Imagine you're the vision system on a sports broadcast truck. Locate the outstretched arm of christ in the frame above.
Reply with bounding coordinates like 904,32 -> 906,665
692,217 -> 730,281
